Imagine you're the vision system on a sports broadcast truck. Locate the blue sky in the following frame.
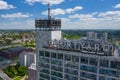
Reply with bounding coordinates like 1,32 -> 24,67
0,0 -> 120,29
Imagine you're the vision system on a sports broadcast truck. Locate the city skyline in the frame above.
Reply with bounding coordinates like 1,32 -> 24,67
0,0 -> 120,29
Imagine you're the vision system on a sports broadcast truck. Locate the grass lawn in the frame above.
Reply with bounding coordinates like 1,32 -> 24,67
13,76 -> 23,80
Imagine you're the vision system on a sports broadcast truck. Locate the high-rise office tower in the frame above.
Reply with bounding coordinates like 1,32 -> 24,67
36,4 -> 120,80
35,4 -> 61,80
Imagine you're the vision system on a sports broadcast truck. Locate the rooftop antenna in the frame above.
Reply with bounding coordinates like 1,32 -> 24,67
48,3 -> 51,19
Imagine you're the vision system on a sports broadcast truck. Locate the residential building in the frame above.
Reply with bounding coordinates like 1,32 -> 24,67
0,46 -> 32,59
87,32 -> 95,39
103,32 -> 108,41
19,51 -> 36,67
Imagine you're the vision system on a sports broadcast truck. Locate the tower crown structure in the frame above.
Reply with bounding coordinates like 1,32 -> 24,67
48,3 -> 51,19
35,4 -> 62,48
35,3 -> 61,31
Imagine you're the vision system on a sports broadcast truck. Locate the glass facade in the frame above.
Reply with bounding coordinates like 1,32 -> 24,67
38,50 -> 120,80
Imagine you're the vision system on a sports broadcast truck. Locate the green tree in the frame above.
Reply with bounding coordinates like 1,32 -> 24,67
17,66 -> 27,76
10,67 -> 17,75
4,39 -> 12,44
7,72 -> 15,78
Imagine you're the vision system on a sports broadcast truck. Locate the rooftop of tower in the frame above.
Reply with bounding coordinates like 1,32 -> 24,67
35,5 -> 119,57
35,4 -> 61,30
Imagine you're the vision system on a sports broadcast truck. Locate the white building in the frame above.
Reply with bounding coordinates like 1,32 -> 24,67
87,32 -> 95,39
28,63 -> 37,80
19,51 -> 36,67
103,32 -> 108,41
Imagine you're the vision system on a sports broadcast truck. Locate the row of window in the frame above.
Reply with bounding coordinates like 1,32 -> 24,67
39,50 -> 120,69
80,71 -> 96,80
39,76 -> 118,80
99,76 -> 119,80
99,68 -> 120,77
80,65 -> 97,73
39,68 -> 119,80
39,51 -> 79,62
39,62 -> 120,79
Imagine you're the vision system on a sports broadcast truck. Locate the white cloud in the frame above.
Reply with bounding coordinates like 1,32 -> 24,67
61,18 -> 70,22
62,11 -> 120,29
0,20 -> 34,29
42,8 -> 65,16
98,11 -> 120,20
99,11 -> 120,17
42,6 -> 83,16
26,0 -> 64,5
66,6 -> 83,13
69,14 -> 96,20
1,12 -> 31,19
0,0 -> 15,10
114,3 -> 120,8
62,18 -> 120,29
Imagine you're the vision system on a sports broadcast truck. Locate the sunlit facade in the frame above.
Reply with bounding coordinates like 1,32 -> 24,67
36,4 -> 120,80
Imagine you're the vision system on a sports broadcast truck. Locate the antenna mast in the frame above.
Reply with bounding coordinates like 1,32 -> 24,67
48,3 -> 51,19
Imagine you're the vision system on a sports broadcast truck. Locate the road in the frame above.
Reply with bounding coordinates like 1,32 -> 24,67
0,70 -> 12,80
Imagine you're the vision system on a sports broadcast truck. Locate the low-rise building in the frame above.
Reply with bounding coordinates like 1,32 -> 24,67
0,46 -> 32,59
19,51 -> 36,67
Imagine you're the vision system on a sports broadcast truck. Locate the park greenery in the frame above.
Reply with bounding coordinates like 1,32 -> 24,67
22,40 -> 35,48
62,33 -> 81,40
3,64 -> 27,79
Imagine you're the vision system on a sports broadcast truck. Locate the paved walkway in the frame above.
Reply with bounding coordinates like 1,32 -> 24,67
0,70 -> 12,80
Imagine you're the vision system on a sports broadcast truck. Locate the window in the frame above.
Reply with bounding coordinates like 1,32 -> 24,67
89,58 -> 98,66
99,76 -> 105,80
51,65 -> 63,72
41,57 -> 49,63
80,78 -> 86,80
39,78 -> 44,80
40,68 -> 50,74
39,51 -> 44,56
64,61 -> 79,69
99,68 -> 118,77
51,76 -> 62,80
100,59 -> 109,68
81,57 -> 88,64
64,68 -> 78,76
51,59 -> 63,66
51,71 -> 63,78
40,73 -> 50,80
80,65 -> 97,73
65,54 -> 71,61
72,55 -> 79,63
71,76 -> 78,80
45,51 -> 50,57
110,61 -> 120,70
51,52 -> 56,58
64,74 -> 70,80
58,53 -> 63,60
107,77 -> 118,80
40,63 -> 49,68
80,72 -> 96,80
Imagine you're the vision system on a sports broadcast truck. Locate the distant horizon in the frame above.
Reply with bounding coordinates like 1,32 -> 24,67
1,28 -> 120,31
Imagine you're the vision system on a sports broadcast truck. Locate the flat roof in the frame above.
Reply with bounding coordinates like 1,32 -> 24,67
3,46 -> 27,54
